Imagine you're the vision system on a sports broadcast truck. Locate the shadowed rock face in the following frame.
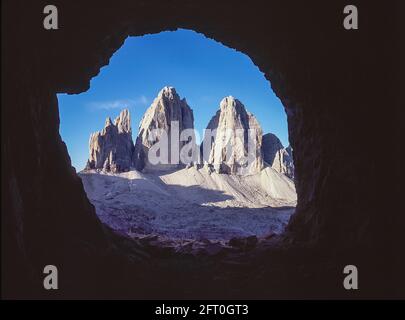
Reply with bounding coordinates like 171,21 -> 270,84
134,86 -> 195,171
85,109 -> 134,173
2,0 -> 401,298
262,133 -> 294,179
203,97 -> 263,175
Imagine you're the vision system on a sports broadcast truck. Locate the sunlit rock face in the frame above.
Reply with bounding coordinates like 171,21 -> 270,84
262,133 -> 294,179
85,109 -> 134,173
202,96 -> 263,175
133,86 -> 195,171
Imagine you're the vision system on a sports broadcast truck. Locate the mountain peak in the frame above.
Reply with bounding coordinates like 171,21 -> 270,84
220,96 -> 246,113
262,133 -> 294,179
134,87 -> 195,171
86,109 -> 134,173
159,86 -> 177,97
204,97 -> 263,175
104,117 -> 113,128
221,95 -> 235,104
114,108 -> 131,134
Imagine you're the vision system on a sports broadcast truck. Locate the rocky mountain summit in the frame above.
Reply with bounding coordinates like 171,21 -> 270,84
134,86 -> 195,171
85,109 -> 134,173
202,96 -> 263,175
262,133 -> 294,179
83,87 -> 293,179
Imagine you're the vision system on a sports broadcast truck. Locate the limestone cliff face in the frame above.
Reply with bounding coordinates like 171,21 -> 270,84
133,86 -> 195,171
284,145 -> 294,179
262,133 -> 294,179
85,109 -> 134,173
202,96 -> 263,175
83,95 -> 294,179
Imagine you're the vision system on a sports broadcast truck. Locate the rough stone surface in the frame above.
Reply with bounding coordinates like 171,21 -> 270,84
3,0 -> 401,299
202,97 -> 263,175
85,109 -> 134,173
262,133 -> 294,179
228,235 -> 258,250
134,86 -> 195,171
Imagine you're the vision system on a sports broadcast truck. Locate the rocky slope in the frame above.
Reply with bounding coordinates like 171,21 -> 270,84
202,96 -> 263,175
262,133 -> 294,179
80,166 -> 296,241
85,109 -> 134,173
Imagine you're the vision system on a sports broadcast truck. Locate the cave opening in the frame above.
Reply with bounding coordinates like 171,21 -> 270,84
4,0 -> 401,299
58,29 -> 297,248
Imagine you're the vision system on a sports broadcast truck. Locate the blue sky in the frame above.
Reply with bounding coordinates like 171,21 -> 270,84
58,29 -> 289,171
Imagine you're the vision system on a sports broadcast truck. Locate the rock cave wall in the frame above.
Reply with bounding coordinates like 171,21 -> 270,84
2,0 -> 402,297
